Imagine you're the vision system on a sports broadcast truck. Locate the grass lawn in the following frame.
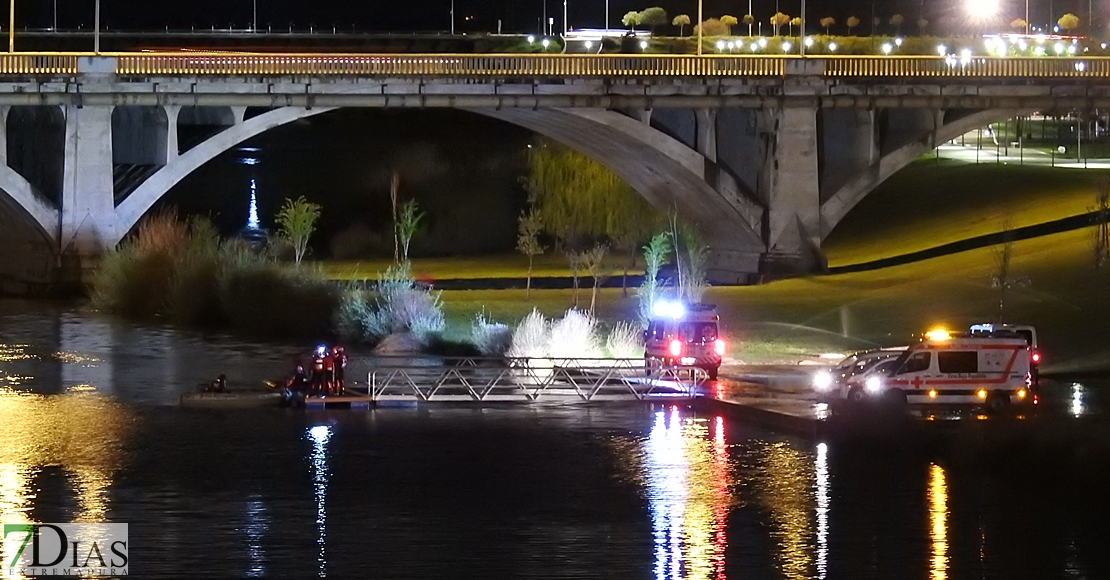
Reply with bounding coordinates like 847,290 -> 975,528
440,227 -> 1110,372
824,160 -> 1107,266
317,252 -> 639,281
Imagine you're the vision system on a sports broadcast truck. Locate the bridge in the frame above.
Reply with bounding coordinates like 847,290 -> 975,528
1,52 -> 1107,290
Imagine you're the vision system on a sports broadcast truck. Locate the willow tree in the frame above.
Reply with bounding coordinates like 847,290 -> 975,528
523,139 -> 662,297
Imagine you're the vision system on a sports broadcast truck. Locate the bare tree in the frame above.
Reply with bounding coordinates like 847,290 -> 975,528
516,208 -> 545,298
390,171 -> 400,263
582,243 -> 610,313
1092,179 -> 1110,269
990,215 -> 1029,323
396,199 -> 424,263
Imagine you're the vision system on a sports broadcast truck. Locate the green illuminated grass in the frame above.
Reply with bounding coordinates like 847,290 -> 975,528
318,253 -> 638,281
438,227 -> 1110,371
824,161 -> 1104,266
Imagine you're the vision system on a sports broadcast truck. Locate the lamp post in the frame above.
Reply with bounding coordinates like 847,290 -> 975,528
451,0 -> 455,34
253,0 -> 257,31
692,0 -> 701,56
8,0 -> 13,53
800,0 -> 806,56
563,0 -> 567,34
94,0 -> 100,54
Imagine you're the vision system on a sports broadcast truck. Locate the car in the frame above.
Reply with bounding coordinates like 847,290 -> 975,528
644,300 -> 725,380
813,347 -> 906,402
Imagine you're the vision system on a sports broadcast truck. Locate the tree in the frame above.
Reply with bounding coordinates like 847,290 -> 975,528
890,14 -> 904,34
395,199 -> 424,263
990,215 -> 1029,323
672,14 -> 691,36
1011,18 -> 1028,32
1058,13 -> 1080,33
638,232 -> 672,326
582,243 -> 609,313
516,207 -> 545,299
789,16 -> 802,36
820,16 -> 836,33
743,14 -> 755,35
1092,179 -> 1110,269
720,15 -> 738,35
389,170 -> 400,263
695,18 -> 729,36
770,12 -> 791,36
676,225 -> 709,304
622,10 -> 641,30
917,18 -> 929,34
638,7 -> 668,34
846,16 -> 860,35
275,196 -> 321,265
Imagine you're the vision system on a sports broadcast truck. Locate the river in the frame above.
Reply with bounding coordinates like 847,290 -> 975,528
1,299 -> 1108,579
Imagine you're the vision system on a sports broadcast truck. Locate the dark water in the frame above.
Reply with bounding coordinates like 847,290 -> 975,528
2,300 -> 1110,579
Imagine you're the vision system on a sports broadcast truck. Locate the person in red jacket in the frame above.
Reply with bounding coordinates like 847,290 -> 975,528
321,349 -> 336,395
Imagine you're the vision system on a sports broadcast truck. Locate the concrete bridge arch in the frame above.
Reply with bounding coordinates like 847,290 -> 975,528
0,101 -> 1029,286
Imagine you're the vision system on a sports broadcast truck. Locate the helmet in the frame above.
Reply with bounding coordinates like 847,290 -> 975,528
315,345 -> 327,357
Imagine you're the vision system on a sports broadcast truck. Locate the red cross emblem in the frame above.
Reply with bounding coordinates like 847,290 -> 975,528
911,376 -> 924,389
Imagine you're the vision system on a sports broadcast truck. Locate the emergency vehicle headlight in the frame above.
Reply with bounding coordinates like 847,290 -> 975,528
865,376 -> 882,393
925,329 -> 951,341
813,371 -> 833,391
652,299 -> 686,319
1017,389 -> 1027,399
977,389 -> 988,399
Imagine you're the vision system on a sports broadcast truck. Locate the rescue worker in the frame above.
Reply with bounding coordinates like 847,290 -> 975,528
322,348 -> 336,395
287,365 -> 309,392
206,373 -> 227,393
311,346 -> 328,395
332,346 -> 348,394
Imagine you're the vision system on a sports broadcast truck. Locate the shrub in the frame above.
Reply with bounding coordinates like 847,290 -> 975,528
336,264 -> 446,345
508,309 -> 549,360
91,210 -> 188,319
471,313 -> 512,356
606,322 -> 645,359
548,309 -> 602,362
219,261 -> 341,338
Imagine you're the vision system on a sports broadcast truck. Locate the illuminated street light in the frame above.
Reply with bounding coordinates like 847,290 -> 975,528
937,44 -> 947,56
895,37 -> 903,46
1054,42 -> 1065,54
828,41 -> 837,51
804,37 -> 814,47
639,39 -> 648,50
541,37 -> 550,48
881,42 -> 893,54
966,0 -> 999,19
527,34 -> 535,43
782,41 -> 792,52
716,39 -> 726,51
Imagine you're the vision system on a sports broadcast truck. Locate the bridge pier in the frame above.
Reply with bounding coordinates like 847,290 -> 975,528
761,107 -> 824,274
60,106 -> 117,277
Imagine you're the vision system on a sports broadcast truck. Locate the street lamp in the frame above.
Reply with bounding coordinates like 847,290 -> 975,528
252,0 -> 257,31
8,0 -> 14,53
967,0 -> 999,21
697,0 -> 703,55
94,0 -> 100,54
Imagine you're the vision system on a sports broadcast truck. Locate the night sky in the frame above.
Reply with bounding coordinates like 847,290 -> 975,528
19,0 -> 1107,34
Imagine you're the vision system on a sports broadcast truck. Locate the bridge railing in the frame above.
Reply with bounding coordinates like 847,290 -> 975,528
1,52 -> 1109,78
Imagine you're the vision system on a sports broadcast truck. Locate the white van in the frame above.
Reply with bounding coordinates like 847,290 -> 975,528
970,323 -> 1040,385
840,336 -> 1032,412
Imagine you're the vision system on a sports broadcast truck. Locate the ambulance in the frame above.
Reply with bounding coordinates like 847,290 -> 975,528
840,331 -> 1032,412
644,300 -> 725,380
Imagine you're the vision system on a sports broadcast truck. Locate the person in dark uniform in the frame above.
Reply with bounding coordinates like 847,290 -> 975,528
332,346 -> 348,394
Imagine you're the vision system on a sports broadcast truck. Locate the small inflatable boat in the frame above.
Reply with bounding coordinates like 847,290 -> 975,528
179,390 -> 284,409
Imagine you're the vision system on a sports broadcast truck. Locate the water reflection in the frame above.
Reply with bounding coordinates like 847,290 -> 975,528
1072,383 -> 1084,417
929,463 -> 949,580
752,441 -> 815,579
815,443 -> 829,579
308,425 -> 332,578
245,497 -> 269,577
644,408 -> 731,580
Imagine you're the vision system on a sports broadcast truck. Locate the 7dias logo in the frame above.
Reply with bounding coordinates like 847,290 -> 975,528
3,523 -> 128,577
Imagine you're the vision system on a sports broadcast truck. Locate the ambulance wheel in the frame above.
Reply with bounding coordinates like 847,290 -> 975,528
883,389 -> 908,412
846,387 -> 866,405
988,391 -> 1010,414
